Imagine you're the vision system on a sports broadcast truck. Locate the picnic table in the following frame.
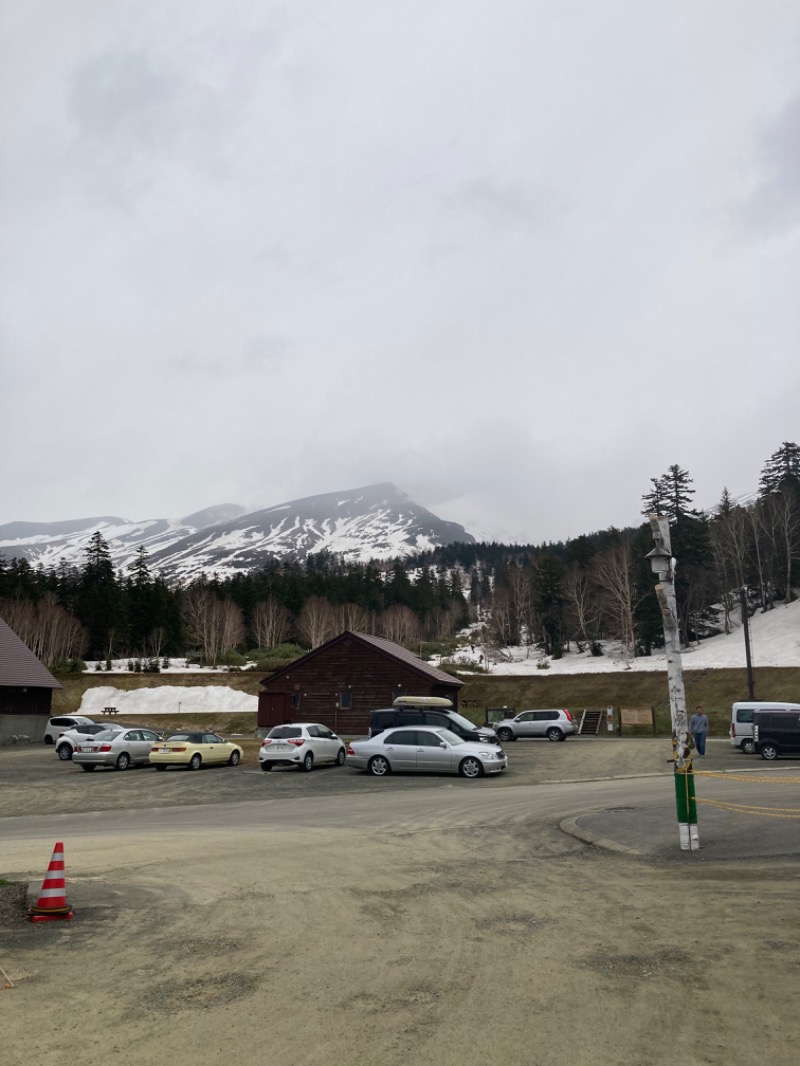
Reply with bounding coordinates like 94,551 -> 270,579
102,706 -> 118,716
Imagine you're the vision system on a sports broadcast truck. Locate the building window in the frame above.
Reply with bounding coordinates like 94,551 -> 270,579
339,690 -> 353,710
290,692 -> 301,712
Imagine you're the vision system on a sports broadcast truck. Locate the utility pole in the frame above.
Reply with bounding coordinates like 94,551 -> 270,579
646,515 -> 699,851
739,587 -> 755,700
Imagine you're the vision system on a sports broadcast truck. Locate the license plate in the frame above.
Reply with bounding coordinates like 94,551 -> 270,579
272,743 -> 289,751
158,748 -> 172,753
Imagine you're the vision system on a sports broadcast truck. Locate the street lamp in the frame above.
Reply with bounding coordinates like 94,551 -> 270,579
647,514 -> 699,852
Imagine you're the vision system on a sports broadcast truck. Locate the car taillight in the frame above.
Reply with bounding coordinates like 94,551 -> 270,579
287,738 -> 304,746
731,723 -> 736,737
346,745 -> 355,755
99,744 -> 112,752
564,710 -> 574,721
261,739 -> 272,746
170,746 -> 186,752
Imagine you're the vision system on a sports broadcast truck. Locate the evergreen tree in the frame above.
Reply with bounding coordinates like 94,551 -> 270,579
77,532 -> 123,658
759,441 -> 800,500
641,464 -> 696,522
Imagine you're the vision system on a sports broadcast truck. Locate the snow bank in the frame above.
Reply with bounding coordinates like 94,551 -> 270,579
79,685 -> 258,716
440,599 -> 800,675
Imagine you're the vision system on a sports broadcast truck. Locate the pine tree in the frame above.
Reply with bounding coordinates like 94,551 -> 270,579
641,465 -> 696,522
759,441 -> 800,500
78,532 -> 123,658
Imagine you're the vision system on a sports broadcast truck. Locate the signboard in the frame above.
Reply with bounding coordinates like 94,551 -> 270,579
618,707 -> 656,733
486,707 -> 514,725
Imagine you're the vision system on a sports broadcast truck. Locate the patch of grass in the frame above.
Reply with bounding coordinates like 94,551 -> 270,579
457,667 -> 800,735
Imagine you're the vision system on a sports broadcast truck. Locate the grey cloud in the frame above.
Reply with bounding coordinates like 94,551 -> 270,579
739,95 -> 800,235
242,334 -> 291,370
168,333 -> 291,376
69,51 -> 176,144
448,176 -> 562,231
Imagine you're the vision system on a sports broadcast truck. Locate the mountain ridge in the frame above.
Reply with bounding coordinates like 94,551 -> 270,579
0,483 -> 475,580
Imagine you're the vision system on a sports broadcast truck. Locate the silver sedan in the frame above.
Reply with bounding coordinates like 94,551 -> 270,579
72,727 -> 162,771
346,726 -> 507,779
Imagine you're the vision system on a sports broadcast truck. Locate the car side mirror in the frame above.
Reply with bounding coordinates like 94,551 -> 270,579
331,734 -> 338,739
439,743 -> 448,749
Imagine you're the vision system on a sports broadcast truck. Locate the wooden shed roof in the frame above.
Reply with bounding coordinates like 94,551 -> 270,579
260,630 -> 464,689
0,617 -> 62,689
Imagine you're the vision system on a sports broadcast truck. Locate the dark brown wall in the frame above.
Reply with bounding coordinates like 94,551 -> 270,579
0,687 -> 53,716
258,637 -> 459,734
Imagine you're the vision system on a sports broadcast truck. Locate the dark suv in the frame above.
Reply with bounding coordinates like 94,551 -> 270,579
368,708 -> 497,744
753,709 -> 800,760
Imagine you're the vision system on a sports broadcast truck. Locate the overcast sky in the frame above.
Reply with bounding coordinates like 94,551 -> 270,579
2,1 -> 798,544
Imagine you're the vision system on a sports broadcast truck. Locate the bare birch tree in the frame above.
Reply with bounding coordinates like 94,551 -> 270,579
562,563 -> 599,651
0,595 -> 87,665
594,540 -> 640,661
380,604 -> 420,644
252,596 -> 292,649
295,596 -> 337,648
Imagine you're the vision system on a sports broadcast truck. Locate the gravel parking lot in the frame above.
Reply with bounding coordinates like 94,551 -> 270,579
2,737 -> 799,1066
0,734 -> 752,819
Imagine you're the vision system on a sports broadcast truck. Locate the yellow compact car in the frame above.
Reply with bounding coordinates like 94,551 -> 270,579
148,731 -> 243,771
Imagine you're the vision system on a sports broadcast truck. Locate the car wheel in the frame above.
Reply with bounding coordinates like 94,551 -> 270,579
459,757 -> 484,779
546,728 -> 563,742
761,743 -> 779,761
302,751 -> 314,772
260,762 -> 272,772
188,753 -> 202,771
228,750 -> 241,766
80,764 -> 96,772
367,755 -> 390,777
741,739 -> 755,755
116,752 -> 130,771
57,743 -> 72,761
335,747 -> 346,766
155,765 -> 167,771
497,728 -> 514,742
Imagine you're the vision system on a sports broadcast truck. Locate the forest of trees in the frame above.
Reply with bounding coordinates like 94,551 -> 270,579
1,442 -> 798,670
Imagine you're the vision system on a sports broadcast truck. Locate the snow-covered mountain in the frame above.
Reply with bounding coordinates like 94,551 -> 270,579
0,483 -> 474,580
0,505 -> 248,576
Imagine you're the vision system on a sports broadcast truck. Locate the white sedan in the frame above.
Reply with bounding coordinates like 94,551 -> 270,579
346,726 -> 508,779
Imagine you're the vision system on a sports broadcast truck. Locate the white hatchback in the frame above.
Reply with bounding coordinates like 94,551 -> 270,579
259,723 -> 347,773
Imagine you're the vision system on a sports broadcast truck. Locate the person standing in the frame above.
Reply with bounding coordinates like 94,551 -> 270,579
689,706 -> 710,757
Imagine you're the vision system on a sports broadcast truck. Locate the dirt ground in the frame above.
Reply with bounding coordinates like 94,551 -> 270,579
2,740 -> 799,1066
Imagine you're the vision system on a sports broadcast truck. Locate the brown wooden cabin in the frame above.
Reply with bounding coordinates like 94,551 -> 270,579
257,630 -> 463,736
0,617 -> 62,743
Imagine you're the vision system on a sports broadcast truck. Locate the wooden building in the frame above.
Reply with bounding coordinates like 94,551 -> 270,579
0,617 -> 62,744
257,630 -> 464,735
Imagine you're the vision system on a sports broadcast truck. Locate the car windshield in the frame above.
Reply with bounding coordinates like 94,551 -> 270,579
435,728 -> 465,746
447,713 -> 480,732
269,727 -> 302,739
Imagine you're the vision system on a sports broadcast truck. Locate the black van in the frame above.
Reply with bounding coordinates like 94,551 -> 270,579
369,706 -> 497,744
753,709 -> 800,761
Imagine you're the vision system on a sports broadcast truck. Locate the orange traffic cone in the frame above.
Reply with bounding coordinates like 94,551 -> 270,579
28,841 -> 74,922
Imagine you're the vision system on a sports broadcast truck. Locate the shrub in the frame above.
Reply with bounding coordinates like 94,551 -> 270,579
253,643 -> 308,672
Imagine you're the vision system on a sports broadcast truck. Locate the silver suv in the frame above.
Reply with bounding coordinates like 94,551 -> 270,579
494,709 -> 577,743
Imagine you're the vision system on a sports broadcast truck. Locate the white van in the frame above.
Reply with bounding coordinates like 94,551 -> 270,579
729,701 -> 800,753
